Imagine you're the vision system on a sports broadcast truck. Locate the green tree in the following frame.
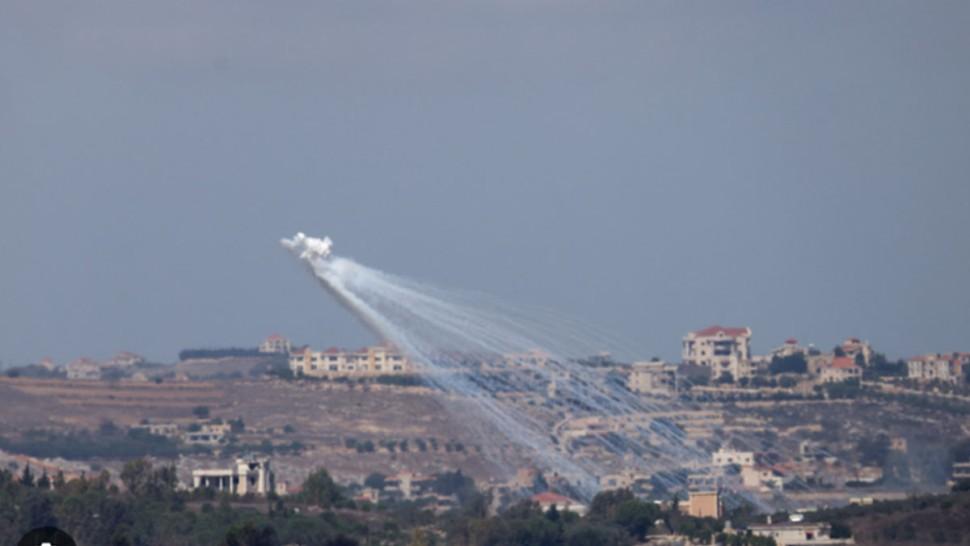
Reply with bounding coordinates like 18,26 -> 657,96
364,472 -> 386,490
769,354 -> 807,375
37,471 -> 51,490
20,463 -> 34,487
224,521 -> 279,546
302,468 -> 343,508
193,405 -> 211,419
564,523 -> 629,546
612,499 -> 660,540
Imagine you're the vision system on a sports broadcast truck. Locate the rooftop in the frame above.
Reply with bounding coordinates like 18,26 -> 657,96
831,356 -> 859,370
692,325 -> 750,338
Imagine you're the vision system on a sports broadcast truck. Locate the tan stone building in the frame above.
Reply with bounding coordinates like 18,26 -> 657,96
683,490 -> 721,519
818,357 -> 862,383
682,325 -> 752,381
840,337 -> 872,365
907,353 -> 966,384
289,345 -> 412,378
628,360 -> 677,395
66,357 -> 101,380
259,334 -> 292,354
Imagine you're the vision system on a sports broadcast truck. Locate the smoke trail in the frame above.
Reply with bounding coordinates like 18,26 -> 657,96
281,234 -> 793,506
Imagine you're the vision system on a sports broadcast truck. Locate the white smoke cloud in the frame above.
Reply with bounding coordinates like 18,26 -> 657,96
281,232 -> 333,261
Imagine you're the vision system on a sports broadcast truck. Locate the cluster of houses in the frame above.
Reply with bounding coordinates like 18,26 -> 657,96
29,330 -> 965,392
63,351 -> 146,380
136,420 -> 235,447
627,325 -> 968,390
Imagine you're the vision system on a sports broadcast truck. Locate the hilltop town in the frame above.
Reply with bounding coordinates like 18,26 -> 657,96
2,327 -> 970,545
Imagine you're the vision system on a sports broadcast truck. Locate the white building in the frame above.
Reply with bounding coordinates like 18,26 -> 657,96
183,423 -> 231,446
628,360 -> 677,395
135,423 -> 180,438
66,358 -> 101,380
748,518 -> 852,546
259,334 -> 292,354
192,457 -> 275,495
712,448 -> 754,467
107,351 -> 145,368
682,325 -> 752,381
769,338 -> 804,359
289,346 -> 412,378
818,357 -> 862,383
907,353 -> 966,384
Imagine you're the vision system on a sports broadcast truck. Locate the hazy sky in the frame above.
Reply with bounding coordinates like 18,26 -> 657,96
2,1 -> 968,366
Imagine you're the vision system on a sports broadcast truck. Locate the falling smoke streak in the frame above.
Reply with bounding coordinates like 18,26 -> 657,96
282,234 -> 815,508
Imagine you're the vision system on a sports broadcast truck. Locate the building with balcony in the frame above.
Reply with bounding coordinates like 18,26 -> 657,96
682,325 -> 752,381
628,360 -> 677,395
289,345 -> 412,378
818,357 -> 862,383
839,337 -> 872,366
712,448 -> 754,467
907,353 -> 966,384
259,334 -> 291,354
191,457 -> 275,495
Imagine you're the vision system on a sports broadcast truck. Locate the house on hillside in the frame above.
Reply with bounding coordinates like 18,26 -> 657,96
907,353 -> 966,384
818,357 -> 862,383
107,351 -> 145,368
628,360 -> 677,395
682,325 -> 752,381
531,492 -> 588,516
748,517 -> 852,546
259,334 -> 291,354
66,358 -> 101,380
840,337 -> 872,366
191,457 -> 276,495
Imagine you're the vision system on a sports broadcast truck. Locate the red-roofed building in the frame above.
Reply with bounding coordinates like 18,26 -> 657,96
818,357 -> 861,383
259,334 -> 291,354
768,338 -> 805,360
840,337 -> 873,366
682,325 -> 753,381
531,492 -> 588,515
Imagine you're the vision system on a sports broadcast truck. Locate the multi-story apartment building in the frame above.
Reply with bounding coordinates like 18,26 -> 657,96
907,353 -> 966,384
682,325 -> 752,381
192,457 -> 276,495
840,337 -> 873,365
628,360 -> 677,395
259,334 -> 292,354
769,338 -> 804,359
289,345 -> 412,378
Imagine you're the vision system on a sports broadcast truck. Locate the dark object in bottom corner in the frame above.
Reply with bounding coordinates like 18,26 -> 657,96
17,527 -> 77,546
